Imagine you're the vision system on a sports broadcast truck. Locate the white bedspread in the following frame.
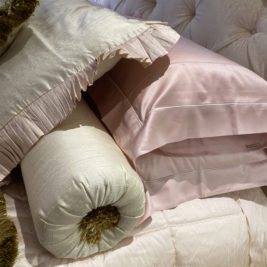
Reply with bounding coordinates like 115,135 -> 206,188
3,174 -> 267,267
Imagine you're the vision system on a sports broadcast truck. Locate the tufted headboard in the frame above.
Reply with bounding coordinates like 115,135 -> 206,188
89,0 -> 267,80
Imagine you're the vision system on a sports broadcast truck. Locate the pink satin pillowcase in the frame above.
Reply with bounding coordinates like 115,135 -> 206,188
88,37 -> 267,214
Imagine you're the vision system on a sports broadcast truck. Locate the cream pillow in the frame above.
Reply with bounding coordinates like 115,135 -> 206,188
0,0 -> 179,185
89,0 -> 267,80
21,99 -> 146,259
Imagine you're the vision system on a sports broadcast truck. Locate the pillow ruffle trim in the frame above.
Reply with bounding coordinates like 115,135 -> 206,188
0,22 -> 179,185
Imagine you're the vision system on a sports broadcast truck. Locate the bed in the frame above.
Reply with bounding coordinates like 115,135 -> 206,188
4,169 -> 267,266
2,0 -> 267,266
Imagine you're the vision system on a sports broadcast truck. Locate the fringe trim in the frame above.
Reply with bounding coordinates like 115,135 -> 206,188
0,189 -> 18,266
0,23 -> 179,185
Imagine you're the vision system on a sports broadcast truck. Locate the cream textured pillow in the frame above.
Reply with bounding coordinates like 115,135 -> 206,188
21,99 -> 146,259
0,0 -> 179,185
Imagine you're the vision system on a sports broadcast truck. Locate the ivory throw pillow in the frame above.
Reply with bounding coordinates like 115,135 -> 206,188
0,0 -> 179,184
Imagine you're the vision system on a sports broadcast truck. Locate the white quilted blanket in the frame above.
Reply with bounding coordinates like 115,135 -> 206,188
4,175 -> 267,267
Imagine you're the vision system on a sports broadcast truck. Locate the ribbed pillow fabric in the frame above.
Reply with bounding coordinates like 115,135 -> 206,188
21,99 -> 146,259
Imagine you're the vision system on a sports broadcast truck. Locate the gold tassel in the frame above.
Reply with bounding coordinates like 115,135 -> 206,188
79,205 -> 120,244
0,0 -> 40,47
0,189 -> 18,267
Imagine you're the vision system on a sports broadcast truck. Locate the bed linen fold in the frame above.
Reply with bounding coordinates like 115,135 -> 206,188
88,37 -> 267,215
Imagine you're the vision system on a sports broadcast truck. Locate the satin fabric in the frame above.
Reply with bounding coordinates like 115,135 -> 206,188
88,37 -> 267,217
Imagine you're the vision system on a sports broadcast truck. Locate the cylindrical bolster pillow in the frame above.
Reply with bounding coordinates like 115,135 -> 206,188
20,99 -> 145,259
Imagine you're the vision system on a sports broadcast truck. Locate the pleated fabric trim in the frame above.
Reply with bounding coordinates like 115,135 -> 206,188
0,23 -> 179,185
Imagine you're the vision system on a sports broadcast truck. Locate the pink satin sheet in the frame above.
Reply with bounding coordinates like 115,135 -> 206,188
88,37 -> 267,219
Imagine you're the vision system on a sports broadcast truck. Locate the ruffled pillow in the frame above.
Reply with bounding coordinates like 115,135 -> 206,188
0,0 -> 179,184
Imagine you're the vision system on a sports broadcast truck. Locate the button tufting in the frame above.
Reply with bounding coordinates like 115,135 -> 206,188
96,0 -> 267,80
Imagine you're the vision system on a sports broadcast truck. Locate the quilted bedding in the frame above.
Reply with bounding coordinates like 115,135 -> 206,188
3,173 -> 267,267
